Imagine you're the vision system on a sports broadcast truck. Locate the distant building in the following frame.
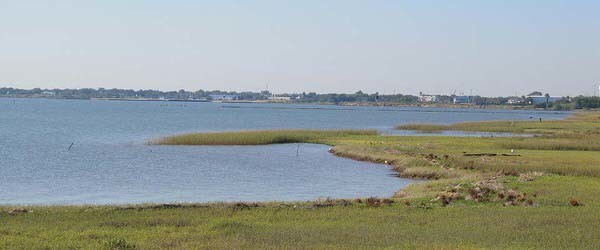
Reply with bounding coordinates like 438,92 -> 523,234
41,91 -> 56,97
268,95 -> 291,101
418,94 -> 439,103
209,94 -> 239,101
507,98 -> 522,105
453,96 -> 469,104
528,95 -> 563,105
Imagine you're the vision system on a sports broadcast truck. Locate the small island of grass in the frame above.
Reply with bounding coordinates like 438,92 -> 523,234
150,129 -> 378,145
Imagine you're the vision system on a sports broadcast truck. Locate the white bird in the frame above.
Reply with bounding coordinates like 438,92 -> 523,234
511,149 -> 514,153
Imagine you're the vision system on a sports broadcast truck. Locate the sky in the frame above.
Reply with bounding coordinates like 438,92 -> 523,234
1,0 -> 599,97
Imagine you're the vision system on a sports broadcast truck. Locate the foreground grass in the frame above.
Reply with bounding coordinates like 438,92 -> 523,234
2,112 -> 600,248
2,191 -> 599,249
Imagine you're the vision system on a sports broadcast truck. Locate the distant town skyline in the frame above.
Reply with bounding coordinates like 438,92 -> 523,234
1,1 -> 599,97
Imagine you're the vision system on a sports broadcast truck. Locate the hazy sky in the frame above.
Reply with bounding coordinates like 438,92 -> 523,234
1,1 -> 599,96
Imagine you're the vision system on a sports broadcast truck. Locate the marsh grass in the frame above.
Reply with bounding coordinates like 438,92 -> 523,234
497,135 -> 600,151
388,111 -> 600,177
151,129 -> 378,145
396,111 -> 600,135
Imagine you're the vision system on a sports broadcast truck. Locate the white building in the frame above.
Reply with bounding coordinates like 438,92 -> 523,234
419,94 -> 439,103
209,94 -> 238,101
268,95 -> 291,101
507,98 -> 522,104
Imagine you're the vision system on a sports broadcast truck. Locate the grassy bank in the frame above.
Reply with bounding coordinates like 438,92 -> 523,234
2,112 -> 600,248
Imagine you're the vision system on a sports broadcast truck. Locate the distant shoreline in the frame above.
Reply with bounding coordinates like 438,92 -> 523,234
1,96 -> 549,110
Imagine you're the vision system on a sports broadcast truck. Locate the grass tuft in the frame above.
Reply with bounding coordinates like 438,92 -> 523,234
105,237 -> 136,250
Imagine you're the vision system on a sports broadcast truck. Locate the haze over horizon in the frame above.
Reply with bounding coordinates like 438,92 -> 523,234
1,1 -> 599,97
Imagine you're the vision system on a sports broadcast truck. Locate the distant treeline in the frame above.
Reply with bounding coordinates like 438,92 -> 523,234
575,96 -> 600,109
0,87 -> 268,100
527,96 -> 600,110
1,87 -> 598,109
295,91 -> 418,103
0,87 -> 419,103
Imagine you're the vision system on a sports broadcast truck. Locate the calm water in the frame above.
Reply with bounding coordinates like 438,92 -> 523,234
0,98 -> 568,205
